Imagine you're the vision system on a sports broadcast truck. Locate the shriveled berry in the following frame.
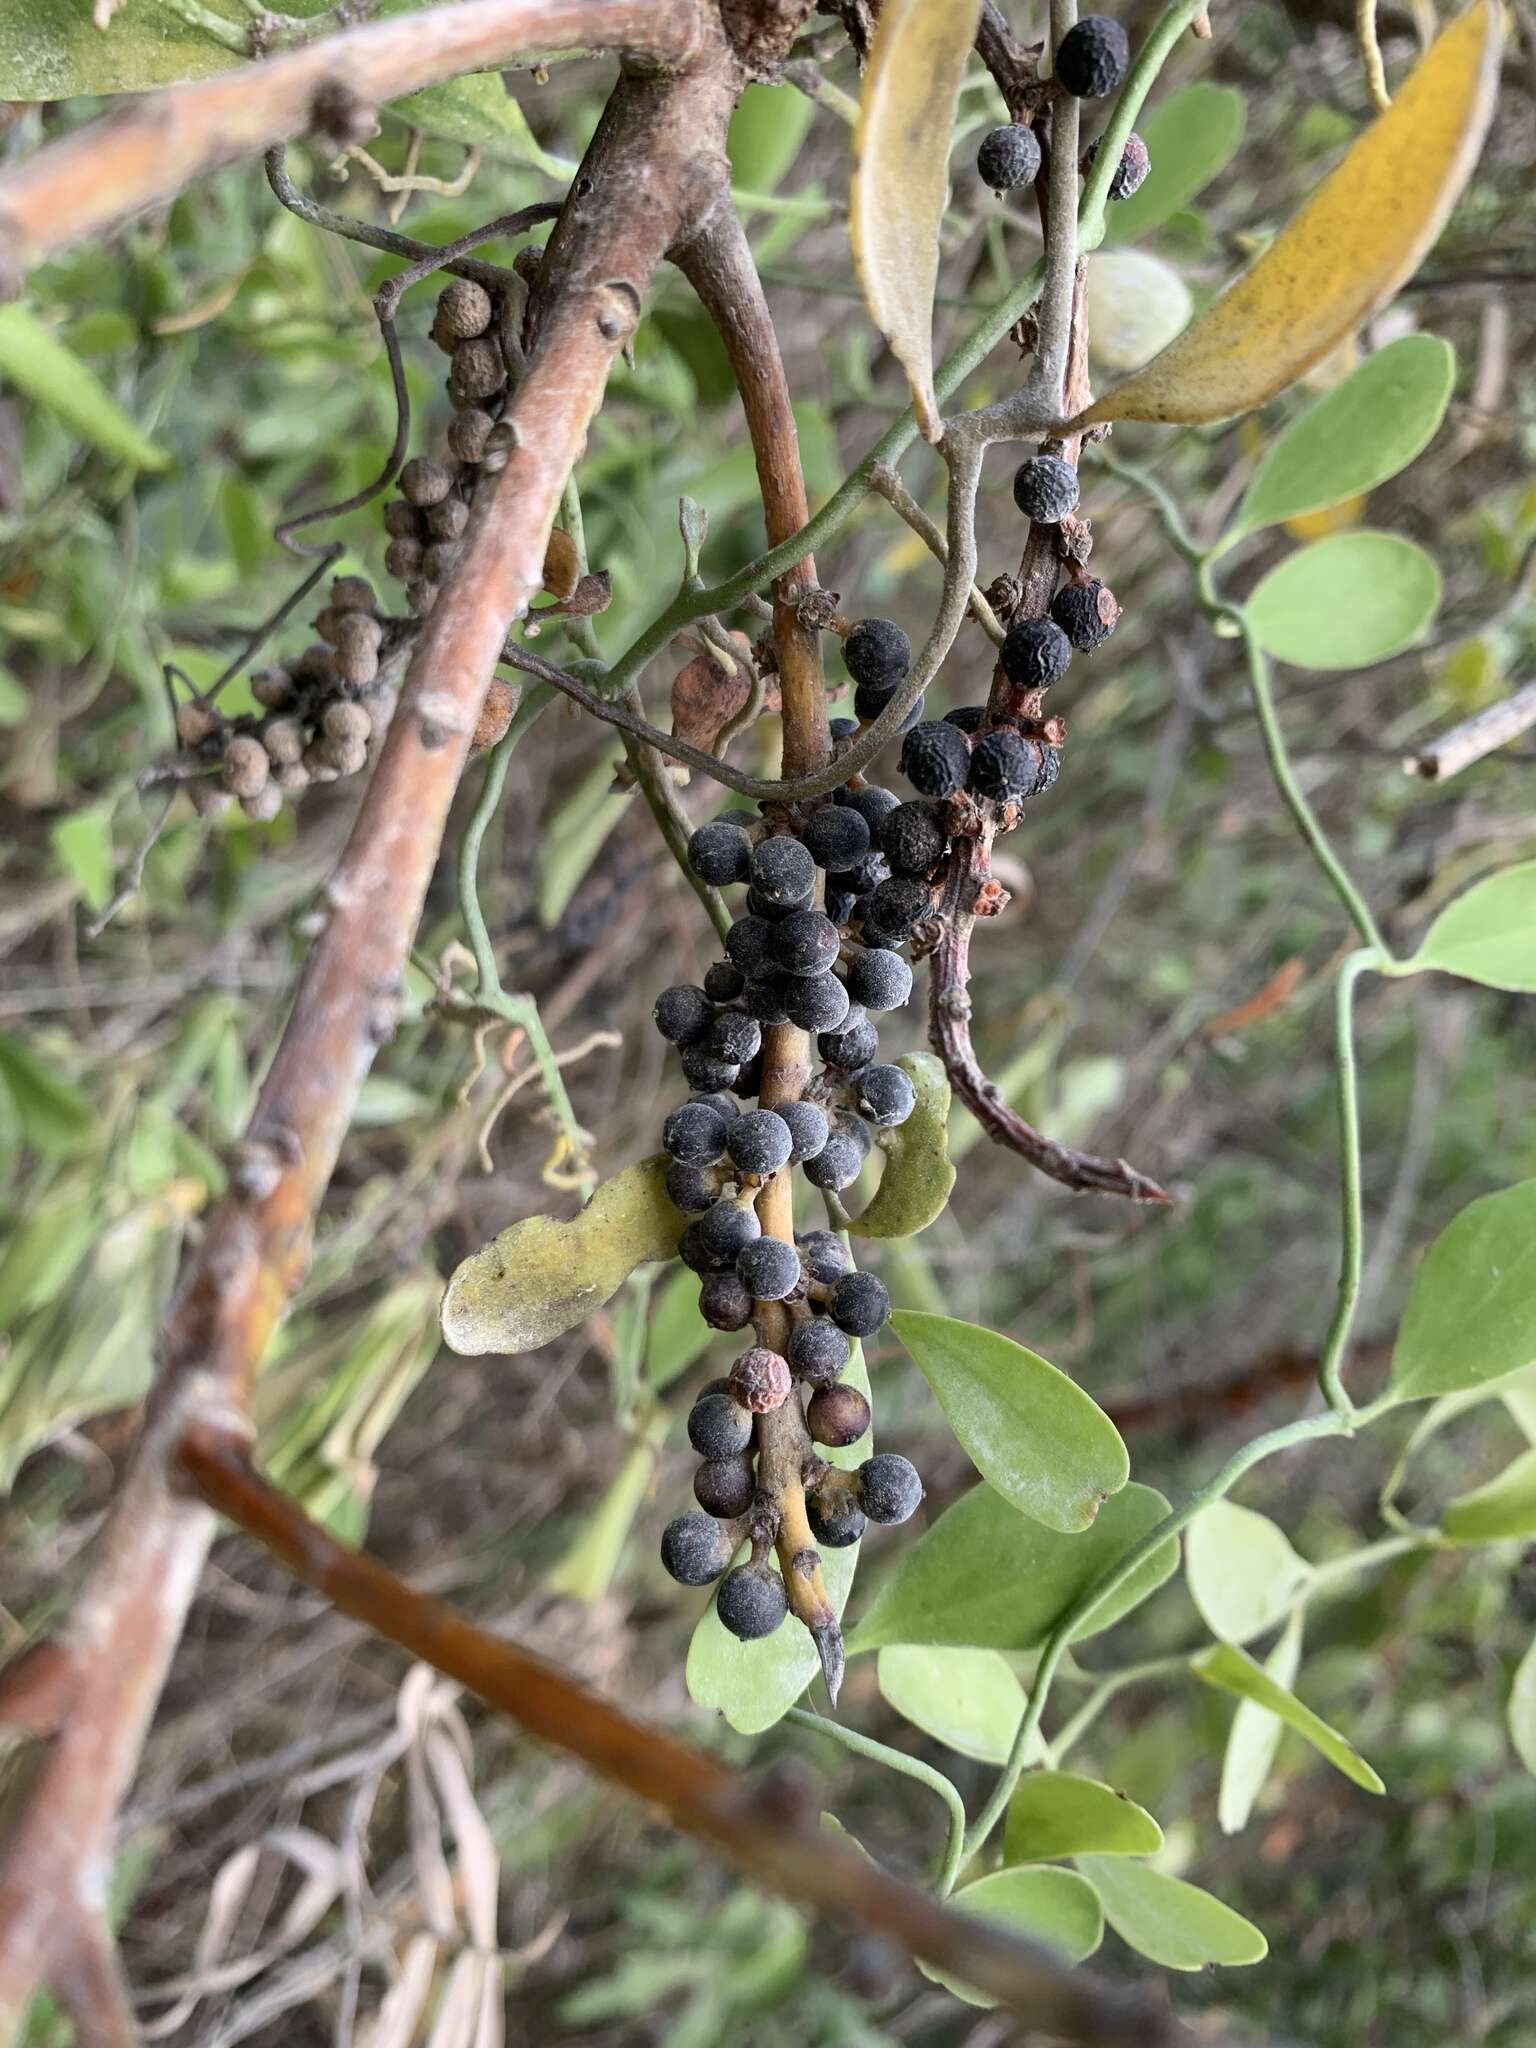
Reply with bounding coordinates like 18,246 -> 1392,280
661,1512 -> 737,1586
1012,454 -> 1080,525
808,1383 -> 872,1448
843,618 -> 910,692
750,834 -> 816,906
772,909 -> 840,978
781,1099 -> 829,1163
678,1220 -> 727,1272
857,1452 -> 924,1525
694,1455 -> 757,1519
697,1197 -> 762,1260
250,667 -> 293,712
1055,14 -> 1129,97
688,818 -> 753,885
223,734 -> 270,800
1088,129 -> 1150,199
977,121 -> 1042,193
688,1390 -> 752,1459
1000,616 -> 1073,689
737,1236 -> 802,1302
385,536 -> 423,582
944,704 -> 985,734
728,1345 -> 792,1413
844,947 -> 912,1013
453,336 -> 505,401
899,720 -> 971,798
803,1129 -> 866,1191
653,984 -> 714,1046
384,498 -> 422,539
818,1013 -> 879,1073
717,1563 -> 787,1639
1050,577 -> 1119,652
877,800 -> 949,877
448,409 -> 495,464
698,1269 -> 755,1332
787,1316 -> 851,1386
801,805 -> 870,871
831,849 -> 891,899
856,1063 -> 917,1128
436,278 -> 494,340
860,876 -> 929,943
426,496 -> 470,541
727,1108 -> 794,1177
175,701 -> 218,751
969,728 -> 1049,802
807,1485 -> 866,1549
784,972 -> 850,1033
829,1270 -> 891,1337
796,1230 -> 853,1285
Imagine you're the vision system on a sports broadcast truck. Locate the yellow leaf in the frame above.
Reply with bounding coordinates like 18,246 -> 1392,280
542,528 -> 581,600
1072,0 -> 1500,429
1283,493 -> 1367,541
851,0 -> 983,443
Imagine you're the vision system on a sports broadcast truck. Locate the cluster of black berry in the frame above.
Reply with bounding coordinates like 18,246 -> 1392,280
175,575 -> 394,820
381,279 -> 509,618
653,799 -> 933,1639
975,13 -> 1148,206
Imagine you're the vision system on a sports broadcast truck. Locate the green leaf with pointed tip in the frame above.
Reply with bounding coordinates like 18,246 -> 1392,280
1387,1182 -> 1536,1402
920,1868 -> 1103,2003
1192,1642 -> 1383,1793
1407,863 -> 1536,993
1244,531 -> 1440,670
1509,1637 -> 1536,1777
395,74 -> 573,178
1227,335 -> 1455,542
876,1645 -> 1039,1766
1184,1500 -> 1311,1645
0,305 -> 170,472
440,1156 -> 683,1356
889,1311 -> 1127,1531
686,1353 -> 869,1733
0,1034 -> 94,1157
1003,1773 -> 1162,1865
1441,1447 -> 1536,1544
1219,1610 -> 1304,1835
847,1482 -> 1179,1655
729,82 -> 814,194
1102,82 -> 1246,245
849,1054 -> 955,1239
1076,1856 -> 1267,1970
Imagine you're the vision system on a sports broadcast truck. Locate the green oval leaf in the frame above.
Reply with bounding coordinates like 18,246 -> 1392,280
1085,249 -> 1192,375
1228,335 -> 1455,543
876,1645 -> 1037,1766
1184,1500 -> 1311,1646
1408,863 -> 1536,993
0,304 -> 170,472
921,1868 -> 1103,2003
890,1311 -> 1127,1532
1003,1773 -> 1163,1864
686,1353 -> 869,1733
395,75 -> 573,178
1191,1641 -> 1384,1794
440,1155 -> 683,1356
1388,1182 -> 1536,1402
1509,1636 -> 1536,1777
849,1054 -> 955,1239
1101,82 -> 1246,246
1075,1856 -> 1267,1970
1442,1447 -> 1536,1544
847,1482 -> 1179,1655
1244,531 -> 1440,670
1219,1610 -> 1305,1835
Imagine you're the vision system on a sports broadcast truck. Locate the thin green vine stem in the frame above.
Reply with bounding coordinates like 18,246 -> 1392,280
1077,0 -> 1215,251
955,1407 -> 1353,1878
786,1707 -> 968,1894
1318,949 -> 1374,1417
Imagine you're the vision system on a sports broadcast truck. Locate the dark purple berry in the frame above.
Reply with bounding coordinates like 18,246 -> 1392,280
750,834 -> 817,907
808,1383 -> 872,1447
717,1563 -> 788,1639
1012,455 -> 1080,525
845,948 -> 912,1013
736,1236 -> 802,1302
855,1063 -> 917,1128
687,1390 -> 752,1459
829,1270 -> 891,1338
661,1512 -> 737,1585
1055,15 -> 1130,97
899,720 -> 971,798
807,1486 -> 866,1549
1050,577 -> 1119,652
772,909 -> 841,978
694,1455 -> 757,1519
796,1231 -> 853,1285
781,1099 -> 829,1162
726,1108 -> 794,1177
787,1315 -> 852,1385
877,800 -> 949,877
801,805 -> 870,870
687,819 -> 753,885
977,121 -> 1042,193
653,985 -> 714,1046
843,619 -> 911,692
857,1452 -> 924,1525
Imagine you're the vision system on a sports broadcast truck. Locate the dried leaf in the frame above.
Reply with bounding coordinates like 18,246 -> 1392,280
851,0 -> 983,442
440,1156 -> 684,1356
541,528 -> 581,601
670,640 -> 753,758
1073,0 -> 1501,429
472,678 -> 517,752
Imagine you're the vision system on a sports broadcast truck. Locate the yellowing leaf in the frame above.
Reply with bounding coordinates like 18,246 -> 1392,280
440,1156 -> 683,1356
1072,0 -> 1501,428
1283,495 -> 1367,542
850,0 -> 982,442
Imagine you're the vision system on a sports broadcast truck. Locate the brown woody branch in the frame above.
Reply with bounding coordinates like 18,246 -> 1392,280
177,1430 -> 1184,2042
0,32 -> 739,2029
0,0 -> 702,279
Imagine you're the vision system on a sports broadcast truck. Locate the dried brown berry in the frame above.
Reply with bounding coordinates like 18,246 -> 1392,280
399,457 -> 453,508
435,278 -> 493,341
274,759 -> 311,795
222,733 -> 270,799
292,644 -> 338,686
330,574 -> 377,615
383,499 -> 422,540
452,336 -> 505,402
422,540 -> 462,584
426,496 -> 469,541
384,536 -> 424,583
175,700 -> 219,747
323,701 -> 372,750
448,409 -> 495,464
407,579 -> 441,617
473,678 -> 517,750
262,717 -> 305,766
250,667 -> 293,711
240,783 -> 283,824
727,1346 -> 792,1414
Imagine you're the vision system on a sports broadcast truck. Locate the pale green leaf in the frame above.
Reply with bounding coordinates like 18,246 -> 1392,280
847,1482 -> 1179,1655
1244,531 -> 1440,670
920,1868 -> 1103,2003
50,801 -> 116,914
0,1034 -> 95,1156
729,83 -> 814,195
1408,863 -> 1536,993
889,1310 -> 1127,1532
1219,1610 -> 1304,1835
1509,1636 -> 1536,1776
1387,1182 -> 1536,1402
1228,335 -> 1455,542
644,1265 -> 716,1391
1075,1856 -> 1267,1970
1085,250 -> 1192,375
1003,1773 -> 1162,1864
440,1155 -> 683,1356
876,1645 -> 1038,1766
0,305 -> 170,472
686,1353 -> 869,1733
1184,1500 -> 1311,1646
1192,1642 -> 1383,1793
395,74 -> 573,178
1101,82 -> 1246,245
1442,1447 -> 1536,1544
0,666 -> 28,728
849,1054 -> 955,1239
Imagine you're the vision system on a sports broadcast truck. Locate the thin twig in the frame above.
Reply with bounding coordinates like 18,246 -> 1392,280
867,462 -> 1005,643
1403,678 -> 1536,781
1356,0 -> 1393,110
